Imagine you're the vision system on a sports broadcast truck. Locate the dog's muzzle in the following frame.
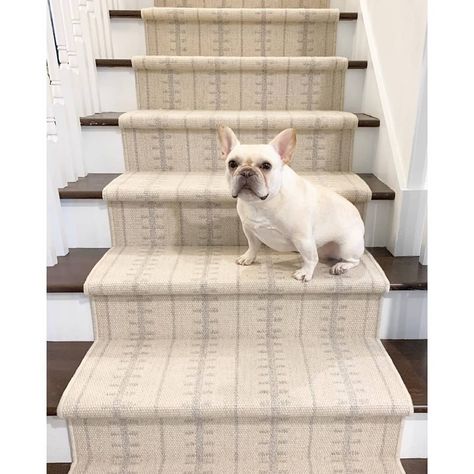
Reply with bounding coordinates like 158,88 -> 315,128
231,167 -> 269,200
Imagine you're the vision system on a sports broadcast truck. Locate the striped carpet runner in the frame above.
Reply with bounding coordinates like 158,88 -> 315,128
59,4 -> 413,473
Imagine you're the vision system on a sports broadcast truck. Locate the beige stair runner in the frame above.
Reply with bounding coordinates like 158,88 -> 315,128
154,0 -> 330,7
59,2 -> 413,473
142,8 -> 339,56
133,56 -> 347,110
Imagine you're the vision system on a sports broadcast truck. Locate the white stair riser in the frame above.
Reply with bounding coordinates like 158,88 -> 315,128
82,126 -> 377,174
110,16 -> 356,59
97,66 -> 365,112
47,290 -> 427,341
61,198 -> 391,247
46,413 -> 427,462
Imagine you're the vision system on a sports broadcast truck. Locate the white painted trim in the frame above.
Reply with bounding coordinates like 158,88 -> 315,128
349,3 -> 427,257
407,39 -> 427,190
47,417 -> 72,463
47,293 -> 95,342
400,414 -> 428,459
61,199 -> 112,248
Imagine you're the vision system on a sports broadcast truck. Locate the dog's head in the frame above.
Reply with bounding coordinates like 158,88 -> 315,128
217,126 -> 296,202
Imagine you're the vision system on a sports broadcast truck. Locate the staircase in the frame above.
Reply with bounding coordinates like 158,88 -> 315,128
47,1 -> 427,472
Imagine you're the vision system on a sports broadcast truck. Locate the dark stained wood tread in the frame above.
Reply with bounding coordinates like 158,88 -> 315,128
47,247 -> 426,293
59,173 -> 395,200
47,459 -> 427,473
47,339 -> 427,417
109,10 -> 358,21
96,58 -> 368,69
80,112 -> 380,127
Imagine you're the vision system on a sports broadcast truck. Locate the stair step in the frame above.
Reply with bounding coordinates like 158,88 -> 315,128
97,171 -> 373,246
109,10 -> 359,21
96,58 -> 368,68
47,340 -> 427,417
80,112 -> 381,127
46,460 -> 427,473
119,110 -> 360,172
82,246 -> 389,296
152,0 -> 331,8
141,7 -> 341,57
59,172 -> 395,201
47,248 -> 427,293
132,55 -> 348,110
106,7 -> 358,61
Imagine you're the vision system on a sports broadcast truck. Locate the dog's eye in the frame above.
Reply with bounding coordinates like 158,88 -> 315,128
260,162 -> 272,170
228,160 -> 238,169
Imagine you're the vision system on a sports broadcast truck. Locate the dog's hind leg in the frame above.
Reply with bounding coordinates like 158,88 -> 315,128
329,238 -> 364,275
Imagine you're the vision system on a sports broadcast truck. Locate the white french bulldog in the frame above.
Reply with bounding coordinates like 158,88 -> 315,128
217,126 -> 365,282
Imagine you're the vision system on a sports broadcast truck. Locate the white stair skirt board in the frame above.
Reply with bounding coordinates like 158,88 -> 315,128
81,124 -> 377,174
47,417 -> 72,463
47,294 -> 94,342
109,14 -> 356,59
60,197 -> 390,248
60,200 -> 111,248
96,65 -> 365,113
46,414 -> 428,462
47,290 -> 427,342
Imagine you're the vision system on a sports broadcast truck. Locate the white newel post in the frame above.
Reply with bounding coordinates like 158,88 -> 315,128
46,0 -> 114,265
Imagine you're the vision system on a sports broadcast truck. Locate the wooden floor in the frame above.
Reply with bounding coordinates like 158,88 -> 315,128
47,459 -> 428,473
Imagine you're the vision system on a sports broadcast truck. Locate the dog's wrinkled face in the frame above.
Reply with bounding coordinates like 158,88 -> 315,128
217,126 -> 296,202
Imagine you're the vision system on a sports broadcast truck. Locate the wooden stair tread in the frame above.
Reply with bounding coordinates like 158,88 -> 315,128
47,248 -> 109,293
47,464 -> 73,474
47,459 -> 427,473
80,112 -> 380,127
47,340 -> 426,417
367,248 -> 427,291
96,58 -> 368,69
47,247 -> 426,293
109,10 -> 359,21
58,173 -> 395,201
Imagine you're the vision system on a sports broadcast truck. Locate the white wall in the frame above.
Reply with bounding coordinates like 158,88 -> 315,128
349,0 -> 427,256
362,0 -> 427,181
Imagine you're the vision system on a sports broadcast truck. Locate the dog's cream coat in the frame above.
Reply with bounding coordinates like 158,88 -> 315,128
218,126 -> 365,281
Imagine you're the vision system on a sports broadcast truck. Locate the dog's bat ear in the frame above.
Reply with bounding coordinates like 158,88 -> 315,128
217,125 -> 240,160
269,128 -> 296,164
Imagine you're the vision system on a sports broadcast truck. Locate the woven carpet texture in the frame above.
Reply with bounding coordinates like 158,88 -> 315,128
133,56 -> 347,110
154,0 -> 330,7
104,172 -> 371,246
143,8 -> 339,56
58,2 -> 413,473
119,110 -> 358,172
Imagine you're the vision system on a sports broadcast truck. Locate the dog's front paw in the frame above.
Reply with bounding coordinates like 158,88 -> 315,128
293,268 -> 313,282
236,252 -> 256,266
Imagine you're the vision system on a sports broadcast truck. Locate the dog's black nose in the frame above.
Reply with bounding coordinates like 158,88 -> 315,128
240,169 -> 255,178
